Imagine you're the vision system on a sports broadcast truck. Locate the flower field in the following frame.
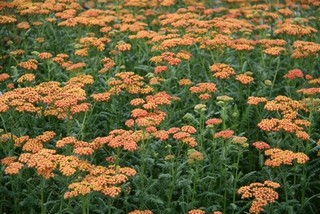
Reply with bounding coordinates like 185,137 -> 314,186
1,0 -> 320,213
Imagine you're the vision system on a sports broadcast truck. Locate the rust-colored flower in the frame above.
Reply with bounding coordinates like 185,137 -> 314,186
0,73 -> 10,81
252,141 -> 270,151
206,118 -> 223,126
214,130 -> 234,139
179,78 -> 192,86
284,69 -> 304,80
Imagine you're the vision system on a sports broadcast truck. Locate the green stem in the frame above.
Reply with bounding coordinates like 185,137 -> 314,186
199,110 -> 205,153
81,196 -> 89,214
221,139 -> 228,213
40,179 -> 46,214
191,164 -> 199,208
79,102 -> 96,140
108,198 -> 112,214
281,169 -> 289,208
269,57 -> 280,97
139,129 -> 148,209
11,176 -> 19,214
0,114 -> 8,132
167,160 -> 177,209
232,149 -> 242,214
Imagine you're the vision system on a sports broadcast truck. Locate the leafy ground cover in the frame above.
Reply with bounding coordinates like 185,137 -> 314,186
0,0 -> 320,213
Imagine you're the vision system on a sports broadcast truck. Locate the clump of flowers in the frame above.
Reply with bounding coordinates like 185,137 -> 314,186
232,136 -> 249,148
252,141 -> 270,151
214,129 -> 234,139
187,149 -> 204,164
257,96 -> 310,140
236,73 -> 254,85
264,148 -> 309,167
188,209 -> 205,214
210,63 -> 236,79
238,180 -> 280,214
189,82 -> 217,100
91,72 -> 153,102
284,69 -> 304,80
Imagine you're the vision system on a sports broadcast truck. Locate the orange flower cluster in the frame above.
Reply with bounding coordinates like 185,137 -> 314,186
79,36 -> 106,51
214,129 -> 234,139
115,41 -> 132,52
156,36 -> 195,51
19,131 -> 56,153
297,87 -> 320,95
212,17 -> 253,35
252,141 -> 270,151
91,72 -> 153,102
0,15 -> 17,24
38,52 -> 53,60
189,82 -> 217,100
154,65 -> 167,74
9,49 -> 25,56
18,59 -> 38,70
128,92 -> 172,127
200,34 -> 229,50
257,96 -> 310,140
66,62 -> 86,72
210,63 -> 236,79
101,129 -> 145,151
17,73 -> 35,83
264,95 -> 308,118
129,30 -> 158,40
64,165 -> 136,198
227,38 -> 255,51
258,118 -> 310,140
0,77 -> 92,118
238,180 -> 280,214
264,148 -> 309,167
256,38 -> 287,56
153,125 -> 198,147
99,57 -> 116,73
2,132 -> 136,197
236,73 -> 254,85
274,22 -> 317,37
297,76 -> 320,96
247,96 -> 268,105
150,51 -> 192,66
17,21 -> 30,29
292,40 -> 320,58
257,39 -> 287,49
284,69 -> 304,80
188,209 -> 205,214
205,118 -> 223,127
56,136 -> 102,156
0,73 -> 10,82
263,46 -> 286,56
